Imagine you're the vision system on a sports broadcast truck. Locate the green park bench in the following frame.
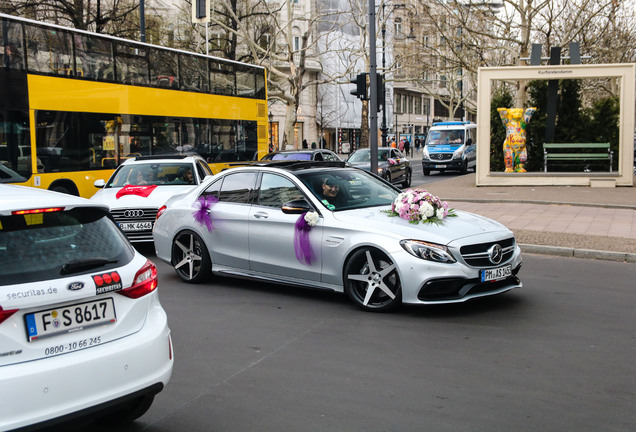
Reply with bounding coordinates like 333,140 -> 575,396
543,142 -> 613,172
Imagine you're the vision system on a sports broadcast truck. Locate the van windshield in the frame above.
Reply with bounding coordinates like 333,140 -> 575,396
425,130 -> 465,146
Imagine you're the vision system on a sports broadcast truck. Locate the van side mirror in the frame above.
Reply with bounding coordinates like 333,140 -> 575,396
466,138 -> 473,146
94,179 -> 106,188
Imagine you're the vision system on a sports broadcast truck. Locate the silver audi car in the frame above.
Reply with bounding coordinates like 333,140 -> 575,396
153,161 -> 522,312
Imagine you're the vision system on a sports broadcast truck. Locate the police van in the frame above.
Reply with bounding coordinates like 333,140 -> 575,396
421,121 -> 476,175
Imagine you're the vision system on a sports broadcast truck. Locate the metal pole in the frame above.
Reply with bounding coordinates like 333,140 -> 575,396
139,0 -> 146,42
381,3 -> 387,148
368,0 -> 378,174
206,22 -> 209,55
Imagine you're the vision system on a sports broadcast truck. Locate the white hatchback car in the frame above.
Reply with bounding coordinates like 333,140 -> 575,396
90,154 -> 214,243
0,185 -> 173,430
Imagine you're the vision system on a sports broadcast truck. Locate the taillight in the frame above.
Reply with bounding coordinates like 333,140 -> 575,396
118,259 -> 158,299
0,306 -> 19,325
156,205 -> 167,220
12,207 -> 64,215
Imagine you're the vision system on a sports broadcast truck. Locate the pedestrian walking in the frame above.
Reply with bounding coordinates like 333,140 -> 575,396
403,139 -> 411,157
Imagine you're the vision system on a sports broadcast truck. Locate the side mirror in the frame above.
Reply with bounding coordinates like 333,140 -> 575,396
466,138 -> 473,146
94,179 -> 106,188
282,199 -> 313,215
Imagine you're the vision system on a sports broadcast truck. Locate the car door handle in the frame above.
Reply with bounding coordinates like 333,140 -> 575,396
253,211 -> 269,219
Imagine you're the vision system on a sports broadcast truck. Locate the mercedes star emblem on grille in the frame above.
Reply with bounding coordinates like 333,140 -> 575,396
124,209 -> 145,218
488,244 -> 503,265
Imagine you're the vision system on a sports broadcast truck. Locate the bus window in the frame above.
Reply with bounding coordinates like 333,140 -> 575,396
236,66 -> 256,98
0,110 -> 31,178
0,18 -> 25,70
150,48 -> 178,89
74,34 -> 113,81
180,53 -> 208,92
210,60 -> 235,96
115,43 -> 149,85
25,25 -> 73,76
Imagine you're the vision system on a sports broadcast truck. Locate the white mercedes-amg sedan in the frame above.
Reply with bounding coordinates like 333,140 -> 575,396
153,161 -> 522,312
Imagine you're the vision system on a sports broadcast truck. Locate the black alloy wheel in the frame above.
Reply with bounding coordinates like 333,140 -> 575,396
172,230 -> 212,283
401,168 -> 412,188
344,248 -> 402,312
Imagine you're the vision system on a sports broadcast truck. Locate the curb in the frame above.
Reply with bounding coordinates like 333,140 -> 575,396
519,244 -> 636,263
446,198 -> 636,211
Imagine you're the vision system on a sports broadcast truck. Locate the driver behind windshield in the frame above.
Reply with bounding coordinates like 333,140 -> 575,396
317,177 -> 347,209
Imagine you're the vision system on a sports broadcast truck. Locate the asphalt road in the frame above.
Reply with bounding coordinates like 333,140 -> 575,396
66,250 -> 636,432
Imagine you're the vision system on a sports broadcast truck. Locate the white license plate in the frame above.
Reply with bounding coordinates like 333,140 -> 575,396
480,265 -> 512,282
435,164 -> 447,168
119,221 -> 153,231
25,298 -> 116,342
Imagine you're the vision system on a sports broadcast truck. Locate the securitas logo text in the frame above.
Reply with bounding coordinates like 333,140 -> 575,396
93,272 -> 123,295
6,287 -> 57,301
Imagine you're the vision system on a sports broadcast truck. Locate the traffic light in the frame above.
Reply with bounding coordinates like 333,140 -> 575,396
377,73 -> 385,112
350,73 -> 368,100
195,0 -> 206,18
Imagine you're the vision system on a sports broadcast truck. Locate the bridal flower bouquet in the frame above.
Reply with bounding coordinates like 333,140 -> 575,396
384,189 -> 455,224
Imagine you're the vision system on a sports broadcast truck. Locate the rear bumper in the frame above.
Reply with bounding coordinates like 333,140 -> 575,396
0,302 -> 172,431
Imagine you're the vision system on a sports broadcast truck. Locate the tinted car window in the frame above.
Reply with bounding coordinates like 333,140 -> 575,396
196,160 -> 213,178
323,152 -> 338,162
271,153 -> 312,161
218,172 -> 257,203
0,208 -> 133,285
258,173 -> 304,208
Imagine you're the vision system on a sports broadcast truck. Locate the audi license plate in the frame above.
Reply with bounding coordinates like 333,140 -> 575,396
119,221 -> 152,231
25,298 -> 116,341
480,265 -> 512,282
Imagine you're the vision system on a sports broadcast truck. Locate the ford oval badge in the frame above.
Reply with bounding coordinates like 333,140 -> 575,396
68,281 -> 85,291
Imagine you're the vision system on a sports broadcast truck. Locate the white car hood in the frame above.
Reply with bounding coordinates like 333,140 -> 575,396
331,206 -> 511,245
90,185 -> 194,210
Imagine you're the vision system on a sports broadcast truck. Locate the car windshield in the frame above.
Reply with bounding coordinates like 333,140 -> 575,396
271,153 -> 312,161
426,130 -> 465,146
0,207 -> 133,285
347,149 -> 390,163
106,163 -> 195,187
296,168 -> 398,211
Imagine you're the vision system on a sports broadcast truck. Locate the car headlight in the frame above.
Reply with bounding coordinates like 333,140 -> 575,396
377,167 -> 384,175
452,150 -> 463,160
422,150 -> 430,160
400,239 -> 456,263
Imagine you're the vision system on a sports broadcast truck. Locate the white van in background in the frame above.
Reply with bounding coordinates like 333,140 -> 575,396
421,121 -> 476,175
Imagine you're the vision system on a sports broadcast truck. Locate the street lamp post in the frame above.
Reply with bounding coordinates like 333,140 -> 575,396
380,3 -> 388,148
139,0 -> 146,42
268,112 -> 274,151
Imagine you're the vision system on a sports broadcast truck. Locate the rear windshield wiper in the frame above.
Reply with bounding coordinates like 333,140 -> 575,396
60,257 -> 119,275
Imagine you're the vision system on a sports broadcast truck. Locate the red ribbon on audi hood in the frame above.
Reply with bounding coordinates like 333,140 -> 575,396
115,185 -> 158,199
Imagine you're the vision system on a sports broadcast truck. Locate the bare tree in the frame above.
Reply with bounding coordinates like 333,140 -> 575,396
414,0 -> 632,106
0,0 -> 141,37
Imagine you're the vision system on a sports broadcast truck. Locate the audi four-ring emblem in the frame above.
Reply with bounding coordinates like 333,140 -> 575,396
124,209 -> 145,218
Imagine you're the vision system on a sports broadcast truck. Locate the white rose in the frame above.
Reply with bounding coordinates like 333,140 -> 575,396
304,211 -> 319,226
436,208 -> 445,219
421,202 -> 435,217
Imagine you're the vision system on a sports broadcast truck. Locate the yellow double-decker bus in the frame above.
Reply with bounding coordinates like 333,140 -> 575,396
0,13 -> 268,197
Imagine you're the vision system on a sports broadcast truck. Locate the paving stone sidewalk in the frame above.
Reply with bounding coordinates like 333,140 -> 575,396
416,173 -> 636,262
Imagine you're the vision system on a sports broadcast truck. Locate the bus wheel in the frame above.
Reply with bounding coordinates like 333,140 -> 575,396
51,185 -> 71,194
49,183 -> 78,196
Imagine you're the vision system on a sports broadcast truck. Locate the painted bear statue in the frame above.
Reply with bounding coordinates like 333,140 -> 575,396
497,107 -> 537,173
